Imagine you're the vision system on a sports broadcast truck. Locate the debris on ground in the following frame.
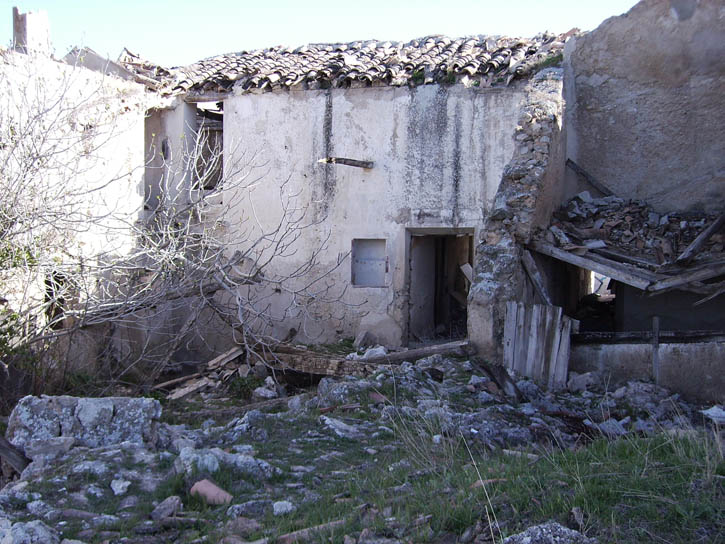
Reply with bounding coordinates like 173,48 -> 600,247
0,351 -> 717,543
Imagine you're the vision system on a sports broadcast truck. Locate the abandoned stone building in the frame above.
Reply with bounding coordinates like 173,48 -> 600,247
3,0 -> 724,403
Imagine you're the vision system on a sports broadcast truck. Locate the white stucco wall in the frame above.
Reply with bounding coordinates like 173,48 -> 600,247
220,83 -> 526,345
0,48 -> 149,336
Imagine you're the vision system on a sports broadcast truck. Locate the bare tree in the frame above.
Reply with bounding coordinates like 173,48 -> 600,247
0,48 -> 349,411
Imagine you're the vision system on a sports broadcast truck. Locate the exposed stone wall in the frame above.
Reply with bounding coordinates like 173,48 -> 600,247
564,0 -> 725,212
468,69 -> 565,362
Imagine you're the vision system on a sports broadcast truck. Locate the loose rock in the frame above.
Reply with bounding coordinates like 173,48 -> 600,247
150,496 -> 182,521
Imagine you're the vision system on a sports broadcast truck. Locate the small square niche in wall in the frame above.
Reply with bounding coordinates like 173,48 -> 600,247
351,238 -> 387,287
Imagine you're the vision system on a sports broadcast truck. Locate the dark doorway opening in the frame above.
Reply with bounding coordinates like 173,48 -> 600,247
408,230 -> 473,345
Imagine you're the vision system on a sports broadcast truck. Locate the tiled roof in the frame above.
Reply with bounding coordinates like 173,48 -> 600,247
120,33 -> 565,96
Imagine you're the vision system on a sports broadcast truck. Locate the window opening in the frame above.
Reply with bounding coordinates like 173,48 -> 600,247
351,239 -> 387,287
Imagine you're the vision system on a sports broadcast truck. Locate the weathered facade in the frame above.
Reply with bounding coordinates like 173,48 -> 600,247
127,35 -> 567,351
32,0 -> 717,401
0,9 -> 152,376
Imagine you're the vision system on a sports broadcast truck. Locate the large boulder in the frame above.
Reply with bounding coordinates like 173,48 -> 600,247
6,396 -> 162,452
0,519 -> 60,543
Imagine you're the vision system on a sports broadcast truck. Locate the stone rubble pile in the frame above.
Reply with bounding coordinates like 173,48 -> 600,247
0,355 -> 709,543
546,192 -> 724,264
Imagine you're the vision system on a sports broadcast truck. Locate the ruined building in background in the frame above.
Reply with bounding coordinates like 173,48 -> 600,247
2,0 -> 723,404
121,33 -> 568,356
120,0 -> 723,402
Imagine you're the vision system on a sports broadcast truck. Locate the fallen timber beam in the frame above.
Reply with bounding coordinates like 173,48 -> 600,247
266,340 -> 472,376
152,372 -> 202,391
521,250 -> 553,305
647,262 -> 725,293
266,353 -> 380,377
362,339 -> 472,364
676,213 -> 725,264
528,241 -> 652,290
590,247 -> 659,270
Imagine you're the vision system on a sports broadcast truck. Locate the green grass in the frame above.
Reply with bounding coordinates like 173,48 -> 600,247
320,425 -> 724,543
225,375 -> 265,400
265,403 -> 724,543
533,52 -> 564,72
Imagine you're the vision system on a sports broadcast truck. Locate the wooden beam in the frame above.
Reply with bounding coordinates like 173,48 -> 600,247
566,159 -> 614,196
647,262 -> 725,293
521,250 -> 553,305
528,241 -> 651,290
676,213 -> 725,264
590,247 -> 659,270
167,377 -> 214,401
318,157 -> 374,169
694,282 -> 725,306
572,330 -> 725,344
185,91 -> 230,103
264,340 -> 472,376
206,346 -> 244,370
151,372 -> 202,391
363,340 -> 472,364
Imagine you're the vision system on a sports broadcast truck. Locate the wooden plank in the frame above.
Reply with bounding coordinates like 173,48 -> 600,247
524,305 -> 542,380
521,251 -> 553,305
590,247 -> 659,270
152,372 -> 202,391
207,346 -> 244,370
533,305 -> 549,380
168,377 -> 213,401
362,340 -> 472,364
694,283 -> 725,306
470,359 -> 524,402
529,240 -> 651,290
460,263 -> 473,283
647,263 -> 725,293
584,252 -> 662,282
565,158 -> 614,196
514,302 -> 530,376
676,213 -> 725,264
0,436 -> 30,474
544,306 -> 563,389
552,317 -> 572,388
503,301 -> 518,371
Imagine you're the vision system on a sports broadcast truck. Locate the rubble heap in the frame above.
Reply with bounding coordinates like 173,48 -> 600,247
547,192 -> 724,266
0,354 -> 716,543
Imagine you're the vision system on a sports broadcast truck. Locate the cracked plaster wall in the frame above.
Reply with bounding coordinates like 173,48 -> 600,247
221,84 -> 526,345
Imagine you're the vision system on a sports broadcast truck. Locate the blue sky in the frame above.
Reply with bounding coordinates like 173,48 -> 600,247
1,0 -> 639,67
